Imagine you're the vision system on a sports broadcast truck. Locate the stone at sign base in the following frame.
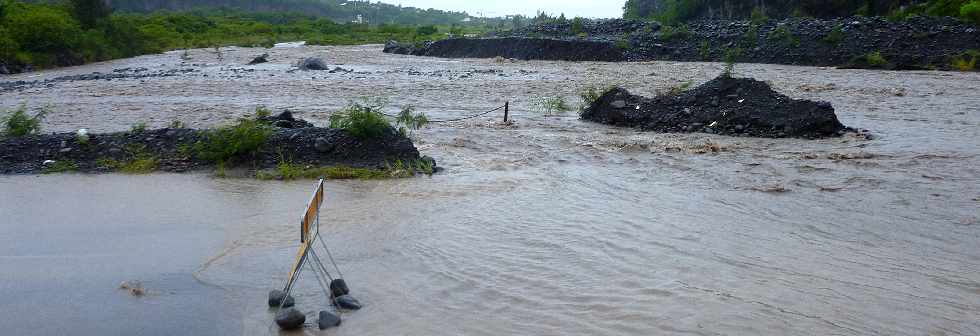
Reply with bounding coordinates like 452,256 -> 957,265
275,308 -> 306,330
330,279 -> 350,298
335,295 -> 362,310
318,310 -> 342,329
268,289 -> 295,308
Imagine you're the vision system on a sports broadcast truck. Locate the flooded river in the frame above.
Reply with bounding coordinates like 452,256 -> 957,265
1,44 -> 978,335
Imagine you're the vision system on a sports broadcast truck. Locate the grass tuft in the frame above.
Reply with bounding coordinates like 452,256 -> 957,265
42,160 -> 77,174
193,118 -> 272,165
130,122 -> 147,134
328,102 -> 393,140
822,24 -> 845,45
2,106 -> 45,138
96,144 -> 158,174
950,50 -> 978,71
531,96 -> 571,116
866,51 -> 888,67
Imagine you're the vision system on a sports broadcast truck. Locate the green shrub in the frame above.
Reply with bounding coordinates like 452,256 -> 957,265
395,105 -> 429,131
723,47 -> 742,77
770,26 -> 800,48
3,4 -> 81,55
328,103 -> 393,139
699,40 -> 711,60
531,96 -> 571,115
415,25 -> 437,37
659,24 -> 690,41
194,118 -> 272,164
579,86 -> 612,109
570,17 -> 586,35
2,106 -> 45,137
866,51 -> 888,67
741,24 -> 759,47
962,0 -> 980,24
254,106 -> 271,119
750,7 -> 768,25
950,50 -> 978,71
130,122 -> 147,134
822,24 -> 845,45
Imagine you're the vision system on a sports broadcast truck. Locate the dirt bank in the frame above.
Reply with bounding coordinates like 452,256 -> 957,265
0,119 -> 422,175
384,37 -> 626,62
386,16 -> 979,70
581,75 -> 851,138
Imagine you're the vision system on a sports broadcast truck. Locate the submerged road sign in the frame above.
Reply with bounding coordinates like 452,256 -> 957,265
284,179 -> 325,292
301,179 -> 325,243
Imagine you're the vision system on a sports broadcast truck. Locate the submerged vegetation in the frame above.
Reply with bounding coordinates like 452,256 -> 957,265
531,96 -> 571,116
256,158 -> 434,181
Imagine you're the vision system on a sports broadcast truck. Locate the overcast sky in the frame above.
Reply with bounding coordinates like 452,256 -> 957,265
386,0 -> 623,19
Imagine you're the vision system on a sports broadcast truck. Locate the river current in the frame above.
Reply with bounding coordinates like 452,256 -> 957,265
1,44 -> 978,335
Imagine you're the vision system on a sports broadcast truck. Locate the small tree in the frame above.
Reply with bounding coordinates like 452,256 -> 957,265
415,25 -> 437,37
69,0 -> 112,29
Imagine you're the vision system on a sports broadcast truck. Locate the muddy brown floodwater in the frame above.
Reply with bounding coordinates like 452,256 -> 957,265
1,44 -> 979,335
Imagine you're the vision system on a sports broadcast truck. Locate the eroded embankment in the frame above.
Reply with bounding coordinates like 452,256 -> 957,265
385,16 -> 980,70
0,113 -> 422,175
384,37 -> 626,62
581,75 -> 851,138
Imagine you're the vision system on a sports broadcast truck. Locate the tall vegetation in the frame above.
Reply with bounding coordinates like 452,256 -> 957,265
622,0 -> 979,24
0,0 -> 490,73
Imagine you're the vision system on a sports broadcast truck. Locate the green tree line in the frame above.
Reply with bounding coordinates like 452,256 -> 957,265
0,0 -> 484,72
107,0 -> 474,26
623,0 -> 980,24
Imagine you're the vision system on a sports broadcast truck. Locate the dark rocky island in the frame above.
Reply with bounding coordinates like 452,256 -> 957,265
581,75 -> 851,138
0,111 -> 429,176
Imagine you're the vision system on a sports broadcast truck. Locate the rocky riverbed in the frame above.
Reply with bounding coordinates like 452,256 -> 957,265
386,16 -> 979,70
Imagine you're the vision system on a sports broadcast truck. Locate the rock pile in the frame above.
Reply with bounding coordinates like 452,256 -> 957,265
581,75 -> 850,138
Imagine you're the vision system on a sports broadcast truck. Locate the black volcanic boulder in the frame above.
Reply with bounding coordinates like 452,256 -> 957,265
296,57 -> 329,70
258,110 -> 314,129
581,75 -> 849,138
248,53 -> 269,65
275,308 -> 306,330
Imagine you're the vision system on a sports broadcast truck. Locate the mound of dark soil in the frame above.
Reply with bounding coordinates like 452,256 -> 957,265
0,123 -> 422,175
581,76 -> 849,138
385,38 -> 626,62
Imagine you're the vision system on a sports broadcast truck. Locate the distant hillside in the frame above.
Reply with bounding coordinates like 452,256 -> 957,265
106,0 -> 475,26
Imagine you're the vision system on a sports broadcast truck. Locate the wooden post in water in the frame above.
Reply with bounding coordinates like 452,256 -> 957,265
503,101 -> 509,123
